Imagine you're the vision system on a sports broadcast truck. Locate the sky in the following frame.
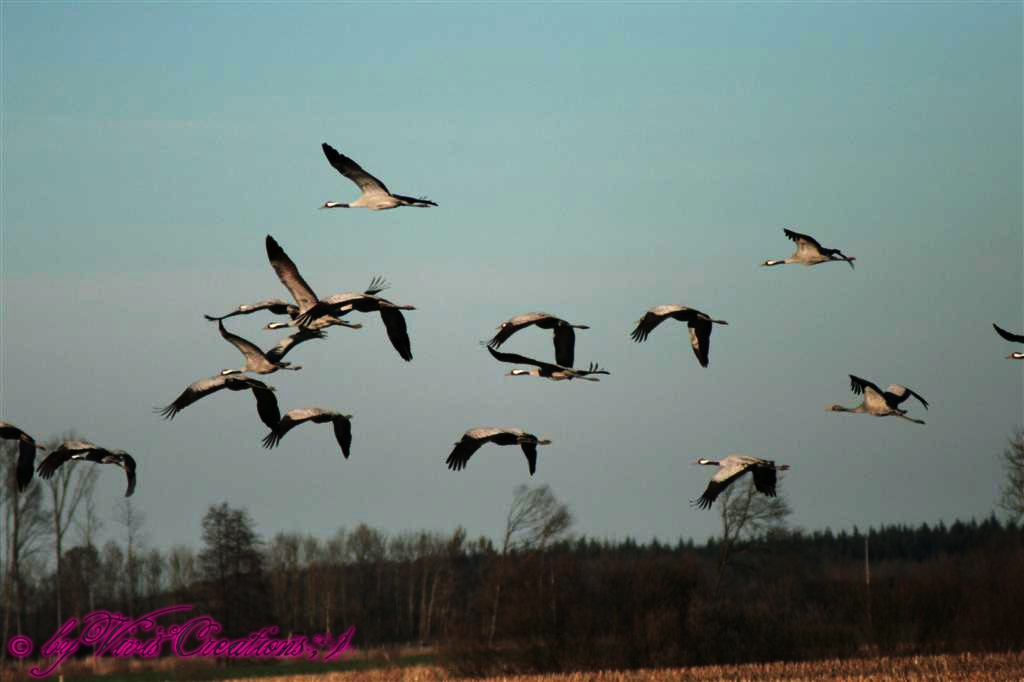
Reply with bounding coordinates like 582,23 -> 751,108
1,2 -> 1021,554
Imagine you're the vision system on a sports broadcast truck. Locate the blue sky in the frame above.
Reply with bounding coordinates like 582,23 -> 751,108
2,2 -> 1021,551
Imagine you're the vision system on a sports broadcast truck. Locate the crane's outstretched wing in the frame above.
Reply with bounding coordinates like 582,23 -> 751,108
487,313 -> 551,349
261,408 -> 318,449
36,445 -> 78,480
265,328 -> 325,363
692,462 -> 751,510
332,416 -> 352,459
886,385 -> 929,410
849,375 -> 885,400
445,435 -> 486,472
17,439 -> 37,492
157,375 -> 232,419
249,382 -> 281,429
783,228 -> 825,253
750,465 -> 780,497
365,276 -> 390,296
993,323 -> 1024,343
266,235 -> 319,312
115,454 -> 137,498
553,325 -> 576,368
486,346 -> 562,373
217,321 -> 269,364
380,307 -> 413,362
630,310 -> 669,343
322,143 -> 390,197
520,442 -> 538,475
688,321 -> 713,368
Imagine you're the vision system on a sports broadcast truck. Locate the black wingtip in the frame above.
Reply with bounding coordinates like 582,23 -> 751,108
156,405 -> 178,420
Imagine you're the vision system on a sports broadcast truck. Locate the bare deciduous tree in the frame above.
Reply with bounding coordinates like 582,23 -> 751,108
713,477 -> 791,597
489,484 -> 573,645
115,498 -> 146,614
1,443 -> 48,664
998,429 -> 1024,522
44,436 -> 100,627
167,544 -> 197,609
73,482 -> 104,612
143,548 -> 164,609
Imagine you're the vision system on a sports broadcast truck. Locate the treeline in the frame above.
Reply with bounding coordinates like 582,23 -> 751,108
3,484 -> 1023,674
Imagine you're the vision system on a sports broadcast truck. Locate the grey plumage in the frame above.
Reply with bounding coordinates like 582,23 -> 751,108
262,408 -> 353,458
762,228 -> 855,269
692,454 -> 790,510
486,346 -> 609,382
36,440 -> 137,497
293,291 -> 415,361
487,312 -> 590,367
826,374 -> 928,425
446,427 -> 552,475
156,374 -> 280,429
214,319 -> 301,374
630,305 -> 728,368
262,235 -> 363,333
320,143 -> 437,210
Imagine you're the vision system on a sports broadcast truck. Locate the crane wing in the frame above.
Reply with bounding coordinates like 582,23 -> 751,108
630,308 -> 674,343
17,439 -> 37,492
217,321 -> 269,364
261,408 -> 318,448
750,464 -> 780,497
886,385 -> 929,410
445,434 -> 486,471
118,454 -> 138,497
692,462 -> 751,510
332,416 -> 352,459
36,445 -> 78,480
993,323 -> 1024,343
486,346 -> 562,373
487,313 -> 545,349
248,382 -> 281,430
783,228 -> 825,255
266,236 -> 319,312
688,321 -> 712,368
365,276 -> 390,296
520,442 -> 538,475
380,307 -> 413,362
157,374 -> 232,419
265,328 -> 326,363
553,325 -> 576,368
322,143 -> 391,197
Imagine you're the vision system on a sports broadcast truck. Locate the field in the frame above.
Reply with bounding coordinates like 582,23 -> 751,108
219,653 -> 1024,681
5,651 -> 1022,682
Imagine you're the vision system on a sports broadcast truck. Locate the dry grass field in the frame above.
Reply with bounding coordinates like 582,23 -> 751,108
3,651 -> 1022,681
215,652 -> 1024,682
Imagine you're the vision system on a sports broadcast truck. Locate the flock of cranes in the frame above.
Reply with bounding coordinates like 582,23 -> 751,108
4,142 -> 1023,510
